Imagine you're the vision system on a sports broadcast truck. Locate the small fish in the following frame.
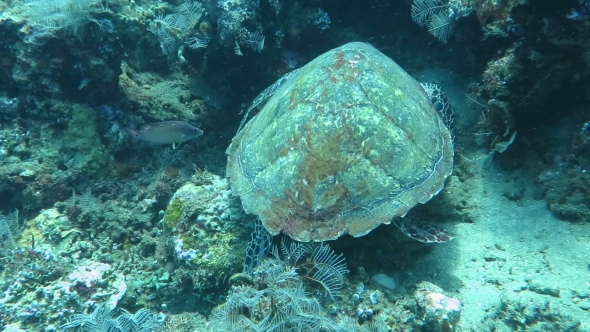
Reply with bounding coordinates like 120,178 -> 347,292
127,121 -> 203,148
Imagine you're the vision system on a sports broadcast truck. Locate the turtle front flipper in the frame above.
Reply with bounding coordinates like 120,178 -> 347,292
393,217 -> 455,243
420,82 -> 456,138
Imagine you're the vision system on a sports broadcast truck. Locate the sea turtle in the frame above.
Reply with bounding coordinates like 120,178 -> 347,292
226,42 -> 454,243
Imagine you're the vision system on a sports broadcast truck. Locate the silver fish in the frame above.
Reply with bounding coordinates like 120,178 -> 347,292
127,121 -> 203,146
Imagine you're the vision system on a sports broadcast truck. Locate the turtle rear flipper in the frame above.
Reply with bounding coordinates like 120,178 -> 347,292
393,217 -> 455,243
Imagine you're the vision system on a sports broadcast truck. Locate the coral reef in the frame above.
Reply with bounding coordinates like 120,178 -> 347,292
537,119 -> 590,221
163,172 -> 252,301
414,281 -> 462,331
474,0 -> 526,36
118,62 -> 207,122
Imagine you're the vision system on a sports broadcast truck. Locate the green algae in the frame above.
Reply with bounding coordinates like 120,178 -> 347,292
164,198 -> 184,229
